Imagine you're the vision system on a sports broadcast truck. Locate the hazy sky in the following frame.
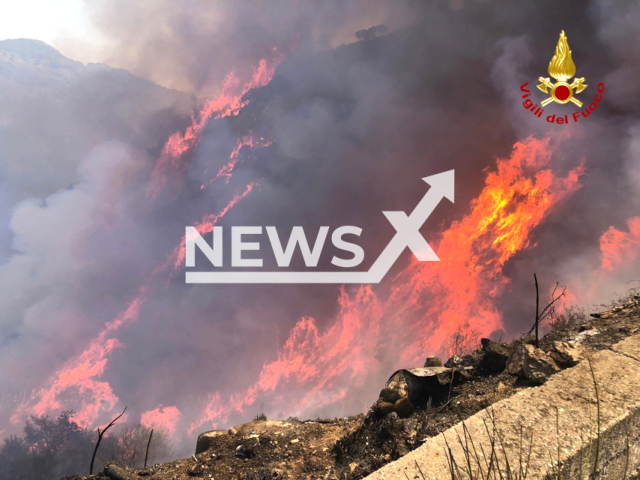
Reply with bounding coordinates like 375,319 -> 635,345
0,0 -> 101,60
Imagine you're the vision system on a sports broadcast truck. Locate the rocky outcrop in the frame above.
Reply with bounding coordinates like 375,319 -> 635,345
196,429 -> 228,455
103,465 -> 136,480
522,346 -> 560,384
423,356 -> 443,367
550,341 -> 583,367
479,338 -> 509,372
365,333 -> 640,480
506,342 -> 560,384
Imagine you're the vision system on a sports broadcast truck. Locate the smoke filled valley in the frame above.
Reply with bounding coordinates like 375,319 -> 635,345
1,1 -> 640,478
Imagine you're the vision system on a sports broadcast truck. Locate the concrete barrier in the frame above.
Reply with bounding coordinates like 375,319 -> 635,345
365,335 -> 640,480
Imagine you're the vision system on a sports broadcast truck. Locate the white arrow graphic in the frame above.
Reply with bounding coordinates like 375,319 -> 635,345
186,170 -> 454,284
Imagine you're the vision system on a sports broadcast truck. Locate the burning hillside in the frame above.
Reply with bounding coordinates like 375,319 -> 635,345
58,293 -> 640,479
2,2 -> 640,479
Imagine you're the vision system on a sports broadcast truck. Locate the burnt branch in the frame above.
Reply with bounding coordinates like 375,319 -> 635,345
144,428 -> 154,468
528,275 -> 567,346
89,406 -> 127,475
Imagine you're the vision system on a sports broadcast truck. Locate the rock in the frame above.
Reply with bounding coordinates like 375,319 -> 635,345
242,435 -> 260,458
396,442 -> 410,456
379,372 -> 412,404
570,328 -> 599,346
444,354 -> 462,368
506,342 -> 560,384
235,445 -> 245,457
187,463 -> 205,477
104,464 -> 136,480
480,338 -> 509,372
394,397 -> 414,418
375,401 -> 396,416
523,347 -> 560,384
386,411 -> 399,421
506,342 -> 527,376
195,429 -> 228,454
424,356 -> 443,367
372,397 -> 415,418
551,341 -> 583,368
228,427 -> 238,435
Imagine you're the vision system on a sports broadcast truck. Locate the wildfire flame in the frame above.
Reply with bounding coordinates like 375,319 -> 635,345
140,406 -> 181,437
12,53 -> 278,430
549,30 -> 576,82
600,217 -> 640,271
13,187 -> 254,428
188,135 -> 587,433
12,287 -> 148,427
4,37 -> 291,436
147,56 -> 282,198
200,136 -> 274,190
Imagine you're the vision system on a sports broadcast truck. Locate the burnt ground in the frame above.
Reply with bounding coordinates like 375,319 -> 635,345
63,295 -> 640,480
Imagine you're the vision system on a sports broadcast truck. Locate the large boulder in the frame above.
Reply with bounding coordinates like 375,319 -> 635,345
480,338 -> 509,372
506,343 -> 560,384
523,347 -> 560,384
424,356 -> 443,367
505,341 -> 527,376
196,429 -> 228,454
550,341 -> 583,368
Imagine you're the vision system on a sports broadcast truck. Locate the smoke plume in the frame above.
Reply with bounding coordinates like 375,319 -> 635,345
1,0 -> 640,459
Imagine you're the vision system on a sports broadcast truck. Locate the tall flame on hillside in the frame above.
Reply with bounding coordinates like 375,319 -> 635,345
189,135 -> 586,432
549,31 -> 576,82
140,406 -> 181,437
13,186 -> 255,428
12,52 -> 280,431
147,56 -> 281,198
600,217 -> 640,271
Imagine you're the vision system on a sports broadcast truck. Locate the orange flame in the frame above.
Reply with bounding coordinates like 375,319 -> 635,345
189,135 -> 586,432
11,52 -> 280,436
200,136 -> 275,190
169,183 -> 256,271
600,217 -> 640,271
15,187 -> 253,428
147,57 -> 282,198
557,216 -> 640,309
140,405 -> 181,436
13,287 -> 148,427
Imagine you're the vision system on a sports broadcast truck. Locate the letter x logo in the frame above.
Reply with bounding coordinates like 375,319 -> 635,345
186,170 -> 454,283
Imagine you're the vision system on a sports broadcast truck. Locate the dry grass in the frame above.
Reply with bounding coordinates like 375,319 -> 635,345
414,360 -> 632,480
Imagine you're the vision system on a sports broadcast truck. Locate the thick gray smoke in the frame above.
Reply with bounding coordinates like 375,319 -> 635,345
1,0 -> 639,463
60,0 -> 419,94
